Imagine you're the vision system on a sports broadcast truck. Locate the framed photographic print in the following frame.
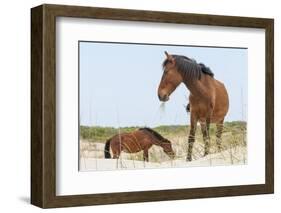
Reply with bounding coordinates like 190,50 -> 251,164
31,4 -> 274,208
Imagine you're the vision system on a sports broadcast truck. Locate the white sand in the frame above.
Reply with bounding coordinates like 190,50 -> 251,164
80,146 -> 247,171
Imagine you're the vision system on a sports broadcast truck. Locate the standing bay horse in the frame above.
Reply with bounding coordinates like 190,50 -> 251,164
104,128 -> 175,162
158,51 -> 229,161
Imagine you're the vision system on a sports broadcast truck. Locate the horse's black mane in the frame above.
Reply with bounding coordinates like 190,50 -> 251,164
139,127 -> 170,143
162,54 -> 214,80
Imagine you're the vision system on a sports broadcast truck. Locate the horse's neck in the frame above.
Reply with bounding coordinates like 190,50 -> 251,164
183,79 -> 202,96
183,75 -> 212,98
152,139 -> 162,146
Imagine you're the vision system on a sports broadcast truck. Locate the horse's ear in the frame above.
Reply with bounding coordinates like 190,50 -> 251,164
164,51 -> 175,65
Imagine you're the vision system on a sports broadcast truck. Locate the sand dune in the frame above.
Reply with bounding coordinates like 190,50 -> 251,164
80,145 -> 247,171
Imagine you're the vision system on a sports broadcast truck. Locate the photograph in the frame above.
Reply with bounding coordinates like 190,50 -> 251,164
30,4 -> 274,208
79,41 -> 248,171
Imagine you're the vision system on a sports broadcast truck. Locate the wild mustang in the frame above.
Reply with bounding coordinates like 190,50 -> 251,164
158,51 -> 229,161
104,128 -> 175,162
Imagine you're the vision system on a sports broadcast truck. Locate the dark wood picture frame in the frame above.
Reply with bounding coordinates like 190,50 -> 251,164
31,4 -> 274,208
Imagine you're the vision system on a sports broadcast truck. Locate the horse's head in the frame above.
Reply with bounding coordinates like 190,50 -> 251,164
161,139 -> 175,159
158,51 -> 183,102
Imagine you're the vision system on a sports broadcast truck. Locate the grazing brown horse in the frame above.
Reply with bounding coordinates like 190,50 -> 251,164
104,127 -> 175,162
158,51 -> 229,161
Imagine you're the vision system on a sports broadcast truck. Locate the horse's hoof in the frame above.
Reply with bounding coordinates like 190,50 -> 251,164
186,156 -> 192,161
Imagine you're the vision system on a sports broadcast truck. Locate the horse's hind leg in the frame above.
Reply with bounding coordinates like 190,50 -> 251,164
113,154 -> 119,159
216,120 -> 224,152
143,149 -> 149,162
200,120 -> 211,156
112,148 -> 121,159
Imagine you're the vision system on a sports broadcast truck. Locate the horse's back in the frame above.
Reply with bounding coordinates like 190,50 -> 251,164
110,130 -> 152,153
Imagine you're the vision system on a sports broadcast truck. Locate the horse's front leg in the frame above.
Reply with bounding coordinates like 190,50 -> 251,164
143,148 -> 149,162
187,115 -> 197,161
200,118 -> 211,156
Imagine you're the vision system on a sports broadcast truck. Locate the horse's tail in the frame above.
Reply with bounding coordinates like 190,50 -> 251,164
186,103 -> 190,113
104,139 -> 111,158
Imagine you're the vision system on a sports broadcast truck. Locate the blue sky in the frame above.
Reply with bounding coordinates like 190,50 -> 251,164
79,42 -> 247,127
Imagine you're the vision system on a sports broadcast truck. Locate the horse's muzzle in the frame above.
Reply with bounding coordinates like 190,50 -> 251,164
169,152 -> 175,159
158,94 -> 169,102
166,151 -> 175,159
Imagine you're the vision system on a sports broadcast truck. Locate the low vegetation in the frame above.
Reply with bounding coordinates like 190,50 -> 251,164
80,121 -> 246,144
80,121 -> 247,165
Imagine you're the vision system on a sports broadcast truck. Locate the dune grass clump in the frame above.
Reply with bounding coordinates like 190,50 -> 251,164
80,121 -> 247,165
